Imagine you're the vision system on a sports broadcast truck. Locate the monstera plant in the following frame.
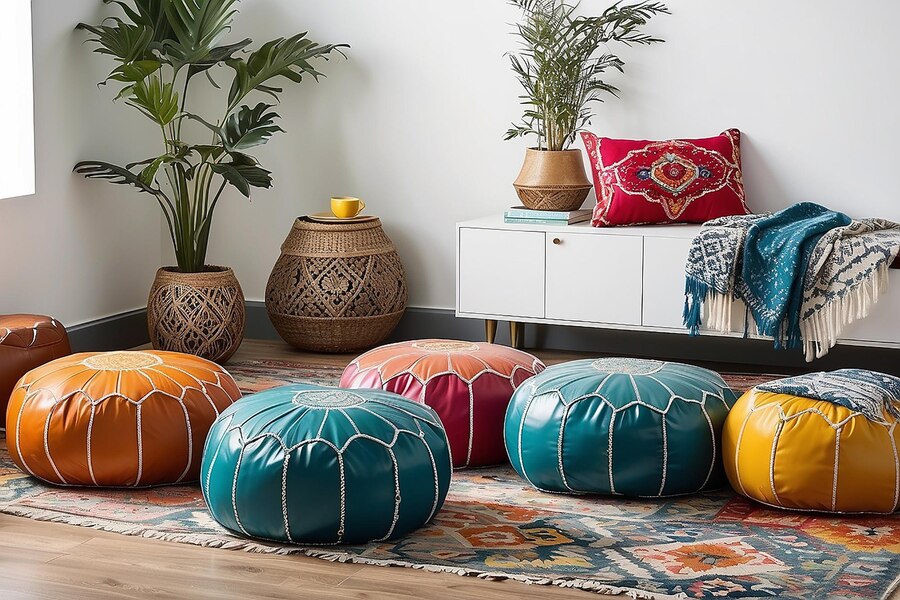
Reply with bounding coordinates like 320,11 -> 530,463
75,0 -> 347,362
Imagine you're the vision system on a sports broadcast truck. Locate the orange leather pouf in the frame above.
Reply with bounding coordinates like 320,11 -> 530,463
0,315 -> 71,422
6,351 -> 241,487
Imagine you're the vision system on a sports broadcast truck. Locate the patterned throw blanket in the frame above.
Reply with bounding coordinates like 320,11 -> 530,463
684,202 -> 900,360
757,369 -> 900,424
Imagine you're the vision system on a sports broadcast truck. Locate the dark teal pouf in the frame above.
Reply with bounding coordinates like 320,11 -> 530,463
504,358 -> 737,497
201,384 -> 452,544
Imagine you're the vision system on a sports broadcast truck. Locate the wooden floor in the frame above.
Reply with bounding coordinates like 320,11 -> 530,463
0,513 -> 596,600
0,340 -> 607,600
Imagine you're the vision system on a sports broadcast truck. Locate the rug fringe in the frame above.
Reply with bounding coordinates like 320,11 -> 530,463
0,505 -> 686,600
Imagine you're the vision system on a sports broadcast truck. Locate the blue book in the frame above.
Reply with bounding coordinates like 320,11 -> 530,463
503,215 -> 591,226
503,206 -> 593,225
505,206 -> 591,222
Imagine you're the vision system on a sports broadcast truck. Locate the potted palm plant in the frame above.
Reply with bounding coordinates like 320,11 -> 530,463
506,0 -> 668,211
75,0 -> 347,362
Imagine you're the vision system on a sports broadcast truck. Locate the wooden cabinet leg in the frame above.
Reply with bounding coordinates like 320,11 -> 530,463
509,321 -> 524,349
485,319 -> 498,344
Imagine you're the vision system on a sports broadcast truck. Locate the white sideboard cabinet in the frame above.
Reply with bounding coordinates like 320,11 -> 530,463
456,214 -> 900,350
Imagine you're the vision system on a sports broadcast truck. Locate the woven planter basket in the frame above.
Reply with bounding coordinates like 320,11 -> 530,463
265,217 -> 408,353
147,266 -> 245,363
513,148 -> 592,211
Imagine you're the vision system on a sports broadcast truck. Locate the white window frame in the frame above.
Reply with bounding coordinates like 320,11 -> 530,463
0,0 -> 35,200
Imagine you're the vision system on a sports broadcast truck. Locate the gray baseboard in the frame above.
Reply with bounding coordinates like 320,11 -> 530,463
69,302 -> 900,375
68,308 -> 151,352
246,302 -> 900,374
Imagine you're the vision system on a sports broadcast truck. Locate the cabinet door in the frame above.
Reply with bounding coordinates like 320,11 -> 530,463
644,236 -> 755,334
838,276 -> 900,345
642,236 -> 692,329
457,228 -> 545,318
545,233 -> 642,325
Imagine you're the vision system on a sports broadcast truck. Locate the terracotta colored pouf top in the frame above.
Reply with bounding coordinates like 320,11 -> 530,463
7,351 -> 241,487
340,340 -> 545,467
0,314 -> 71,421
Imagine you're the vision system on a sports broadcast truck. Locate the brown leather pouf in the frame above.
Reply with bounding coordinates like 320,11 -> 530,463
0,315 -> 71,422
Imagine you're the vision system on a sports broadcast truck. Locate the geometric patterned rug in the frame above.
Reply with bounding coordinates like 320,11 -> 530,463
1,359 -> 898,600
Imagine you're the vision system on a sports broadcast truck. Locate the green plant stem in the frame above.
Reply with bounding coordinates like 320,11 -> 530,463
177,71 -> 190,140
196,179 -> 227,268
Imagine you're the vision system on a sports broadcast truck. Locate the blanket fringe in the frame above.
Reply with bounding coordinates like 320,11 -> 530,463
683,277 -> 708,335
705,290 -> 734,333
684,276 -> 735,336
801,264 -> 889,361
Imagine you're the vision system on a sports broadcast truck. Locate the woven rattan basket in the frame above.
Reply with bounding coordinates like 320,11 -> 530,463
265,217 -> 408,353
148,266 -> 245,363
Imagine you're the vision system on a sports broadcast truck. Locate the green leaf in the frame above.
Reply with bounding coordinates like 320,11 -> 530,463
138,156 -> 169,185
163,0 -> 239,69
126,150 -> 192,185
211,153 -> 272,197
191,144 -> 226,162
127,74 -> 179,125
183,104 -> 282,152
222,103 -> 283,151
187,38 -> 252,78
103,0 -> 175,44
226,33 -> 348,110
74,160 -> 161,195
107,59 -> 162,84
76,19 -> 153,64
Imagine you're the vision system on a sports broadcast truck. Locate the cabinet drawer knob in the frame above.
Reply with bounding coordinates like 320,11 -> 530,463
552,237 -> 562,245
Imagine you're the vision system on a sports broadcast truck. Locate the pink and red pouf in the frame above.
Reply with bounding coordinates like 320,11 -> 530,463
340,340 -> 545,467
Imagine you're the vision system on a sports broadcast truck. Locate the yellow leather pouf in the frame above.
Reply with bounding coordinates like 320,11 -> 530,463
723,373 -> 900,514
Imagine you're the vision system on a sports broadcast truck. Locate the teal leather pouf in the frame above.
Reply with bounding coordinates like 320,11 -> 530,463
505,358 -> 737,497
201,384 -> 452,544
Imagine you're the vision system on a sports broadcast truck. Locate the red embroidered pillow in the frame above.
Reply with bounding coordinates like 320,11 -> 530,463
581,129 -> 749,227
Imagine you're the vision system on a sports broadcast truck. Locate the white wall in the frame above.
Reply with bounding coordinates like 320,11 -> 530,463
204,0 -> 900,312
8,0 -> 900,325
0,0 -> 161,325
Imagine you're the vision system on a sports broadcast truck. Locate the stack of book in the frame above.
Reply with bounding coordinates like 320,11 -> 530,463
503,206 -> 592,225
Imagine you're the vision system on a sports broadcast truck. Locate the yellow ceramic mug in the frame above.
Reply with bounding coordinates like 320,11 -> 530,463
331,196 -> 366,219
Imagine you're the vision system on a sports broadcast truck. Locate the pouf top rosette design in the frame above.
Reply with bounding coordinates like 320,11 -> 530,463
340,339 -> 545,468
201,383 -> 452,545
7,351 -> 241,487
505,357 -> 738,497
723,369 -> 900,514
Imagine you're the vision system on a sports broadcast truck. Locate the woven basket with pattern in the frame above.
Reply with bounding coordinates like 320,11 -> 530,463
265,217 -> 408,353
147,266 -> 245,363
